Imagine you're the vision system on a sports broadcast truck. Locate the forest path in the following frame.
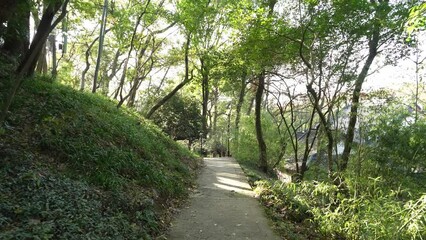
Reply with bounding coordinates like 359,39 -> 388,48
167,157 -> 280,240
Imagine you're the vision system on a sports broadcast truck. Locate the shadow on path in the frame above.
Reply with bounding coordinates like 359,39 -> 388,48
167,157 -> 280,240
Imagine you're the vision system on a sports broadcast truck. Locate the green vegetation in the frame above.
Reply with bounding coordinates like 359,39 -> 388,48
1,0 -> 426,239
151,94 -> 202,147
0,79 -> 200,239
242,164 -> 426,240
236,103 -> 426,239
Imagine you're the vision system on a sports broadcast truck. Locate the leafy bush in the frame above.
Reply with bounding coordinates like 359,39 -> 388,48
367,107 -> 426,178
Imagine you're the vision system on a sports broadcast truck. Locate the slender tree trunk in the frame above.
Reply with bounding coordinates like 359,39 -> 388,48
254,0 -> 276,173
36,44 -> 48,74
81,33 -> 102,91
340,19 -> 381,172
50,34 -> 57,77
263,76 -> 270,108
92,0 -> 108,93
246,95 -> 255,116
235,71 -> 247,133
61,16 -> 68,54
33,6 -> 47,75
300,107 -> 319,178
201,58 -> 209,139
212,87 -> 219,142
1,0 -> 69,124
146,35 -> 191,119
114,1 -> 156,104
227,111 -> 231,156
307,84 -> 335,177
126,76 -> 139,107
255,72 -> 268,173
114,57 -> 128,99
102,49 -> 120,95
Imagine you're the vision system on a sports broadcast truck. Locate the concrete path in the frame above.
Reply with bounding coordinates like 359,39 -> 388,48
167,157 -> 280,240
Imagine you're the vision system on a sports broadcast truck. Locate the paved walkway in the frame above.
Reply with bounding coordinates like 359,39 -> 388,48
167,157 -> 280,240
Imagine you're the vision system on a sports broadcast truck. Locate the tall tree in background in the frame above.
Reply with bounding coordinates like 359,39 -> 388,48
146,34 -> 192,119
92,0 -> 108,93
177,0 -> 235,144
254,0 -> 277,173
340,0 -> 412,172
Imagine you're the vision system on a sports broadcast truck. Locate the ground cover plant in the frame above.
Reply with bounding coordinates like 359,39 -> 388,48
0,79 -> 200,239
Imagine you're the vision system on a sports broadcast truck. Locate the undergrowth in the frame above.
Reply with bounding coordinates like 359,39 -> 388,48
239,164 -> 325,240
239,161 -> 426,240
0,78 -> 201,239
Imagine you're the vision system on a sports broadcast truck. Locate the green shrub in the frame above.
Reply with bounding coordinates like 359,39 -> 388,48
252,176 -> 425,240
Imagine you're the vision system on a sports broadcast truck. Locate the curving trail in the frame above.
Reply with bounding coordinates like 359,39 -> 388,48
167,157 -> 280,240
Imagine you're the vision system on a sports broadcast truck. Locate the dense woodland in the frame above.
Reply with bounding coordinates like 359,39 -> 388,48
1,0 -> 426,239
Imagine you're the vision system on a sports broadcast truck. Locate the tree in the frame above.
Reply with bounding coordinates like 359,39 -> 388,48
146,34 -> 192,119
176,0 -> 236,147
0,0 -> 31,58
151,94 -> 202,149
254,0 -> 277,173
1,0 -> 69,124
92,0 -> 108,93
340,0 -> 412,172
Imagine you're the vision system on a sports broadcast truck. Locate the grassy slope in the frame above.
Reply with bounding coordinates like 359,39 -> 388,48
0,79 -> 200,239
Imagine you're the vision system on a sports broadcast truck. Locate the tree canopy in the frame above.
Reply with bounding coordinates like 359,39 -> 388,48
1,0 -> 425,239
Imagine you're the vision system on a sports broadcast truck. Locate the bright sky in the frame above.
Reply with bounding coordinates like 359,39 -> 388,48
364,32 -> 426,91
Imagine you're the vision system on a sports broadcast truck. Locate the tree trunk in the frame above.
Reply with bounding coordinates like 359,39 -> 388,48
114,57 -> 129,100
1,0 -> 69,124
246,95 -> 255,116
36,43 -> 48,74
92,0 -> 108,93
146,36 -> 191,119
212,87 -> 219,141
300,107 -> 319,178
340,20 -> 380,172
307,84 -> 335,177
32,5 -> 47,75
201,57 -> 209,139
2,0 -> 30,58
255,72 -> 268,173
81,33 -> 102,91
101,49 -> 120,95
50,34 -> 57,77
235,71 -> 247,133
126,76 -> 139,107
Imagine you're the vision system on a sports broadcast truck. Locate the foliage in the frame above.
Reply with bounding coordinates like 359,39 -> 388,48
232,113 -> 288,171
249,173 -> 425,240
151,94 -> 202,143
407,2 -> 426,35
1,0 -> 426,239
367,104 -> 426,178
236,100 -> 426,239
0,161 -> 152,239
238,163 -> 323,240
0,80 -> 200,239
